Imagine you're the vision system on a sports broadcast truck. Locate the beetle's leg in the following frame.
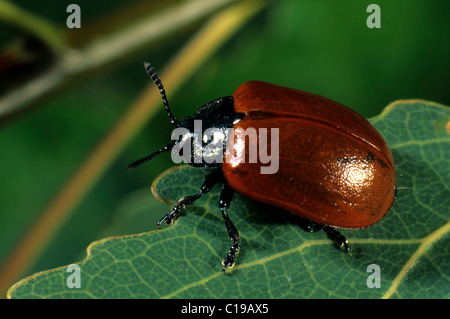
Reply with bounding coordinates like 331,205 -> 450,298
294,216 -> 349,253
157,169 -> 221,228
323,226 -> 350,253
219,183 -> 240,272
295,217 -> 324,233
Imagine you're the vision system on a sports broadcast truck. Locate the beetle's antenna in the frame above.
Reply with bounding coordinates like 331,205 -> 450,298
144,62 -> 178,126
127,142 -> 175,170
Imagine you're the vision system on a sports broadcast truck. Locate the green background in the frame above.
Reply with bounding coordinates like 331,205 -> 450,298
0,0 -> 449,296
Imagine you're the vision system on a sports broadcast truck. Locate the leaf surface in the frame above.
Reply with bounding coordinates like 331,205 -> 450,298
8,100 -> 450,299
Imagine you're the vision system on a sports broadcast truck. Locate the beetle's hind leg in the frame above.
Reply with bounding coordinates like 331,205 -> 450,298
219,183 -> 240,272
323,226 -> 350,253
157,169 -> 221,228
294,217 -> 349,253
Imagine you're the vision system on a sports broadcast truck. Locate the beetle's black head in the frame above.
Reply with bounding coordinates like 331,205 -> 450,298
127,63 -> 243,171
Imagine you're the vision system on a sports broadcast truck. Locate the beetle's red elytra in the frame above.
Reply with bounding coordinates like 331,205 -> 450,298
128,63 -> 396,272
226,81 -> 396,229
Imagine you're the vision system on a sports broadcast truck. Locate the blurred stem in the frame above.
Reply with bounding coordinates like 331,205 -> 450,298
1,0 -> 270,298
0,0 -> 240,122
0,0 -> 65,54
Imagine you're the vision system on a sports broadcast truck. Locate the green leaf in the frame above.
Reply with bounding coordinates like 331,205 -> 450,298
8,100 -> 450,299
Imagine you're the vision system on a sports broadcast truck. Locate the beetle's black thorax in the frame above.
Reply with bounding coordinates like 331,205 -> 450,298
174,96 -> 244,168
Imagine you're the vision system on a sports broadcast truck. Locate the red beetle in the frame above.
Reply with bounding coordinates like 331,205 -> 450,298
128,63 -> 396,271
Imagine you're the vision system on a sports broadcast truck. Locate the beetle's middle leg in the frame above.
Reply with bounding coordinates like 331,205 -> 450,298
218,182 -> 240,272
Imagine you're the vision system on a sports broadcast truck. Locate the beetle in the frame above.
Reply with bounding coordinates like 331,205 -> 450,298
128,62 -> 396,272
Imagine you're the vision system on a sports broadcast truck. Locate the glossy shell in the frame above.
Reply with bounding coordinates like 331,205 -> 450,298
222,81 -> 396,229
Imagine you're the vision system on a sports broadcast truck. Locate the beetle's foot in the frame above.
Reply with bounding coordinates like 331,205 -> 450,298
337,237 -> 350,254
157,206 -> 181,228
324,227 -> 350,254
221,241 -> 239,272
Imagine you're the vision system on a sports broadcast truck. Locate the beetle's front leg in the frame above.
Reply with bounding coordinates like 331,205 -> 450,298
157,198 -> 190,228
157,169 -> 221,228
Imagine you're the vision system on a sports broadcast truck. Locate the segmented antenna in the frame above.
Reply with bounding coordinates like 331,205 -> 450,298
127,142 -> 175,170
144,62 -> 178,126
